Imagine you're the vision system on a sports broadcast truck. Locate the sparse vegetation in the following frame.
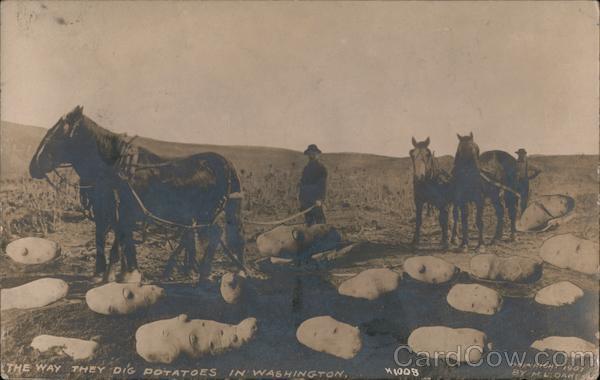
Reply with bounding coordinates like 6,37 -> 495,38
1,178 -> 82,246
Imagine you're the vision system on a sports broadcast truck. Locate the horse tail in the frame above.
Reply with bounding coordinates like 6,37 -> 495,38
223,160 -> 245,265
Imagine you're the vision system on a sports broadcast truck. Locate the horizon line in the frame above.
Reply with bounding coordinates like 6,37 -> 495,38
1,119 -> 598,158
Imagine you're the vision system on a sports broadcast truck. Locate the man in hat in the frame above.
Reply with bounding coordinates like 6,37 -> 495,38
299,144 -> 327,225
515,148 -> 541,213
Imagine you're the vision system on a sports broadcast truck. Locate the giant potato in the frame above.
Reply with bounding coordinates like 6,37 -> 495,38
296,316 -> 362,359
408,326 -> 489,364
516,195 -> 574,232
256,224 -> 340,258
338,268 -> 400,300
135,314 -> 258,364
403,256 -> 457,284
469,254 -> 542,283
446,284 -> 502,315
220,272 -> 245,304
534,281 -> 584,307
85,282 -> 164,315
31,335 -> 98,360
539,234 -> 599,275
1,278 -> 68,310
531,336 -> 597,356
6,237 -> 60,265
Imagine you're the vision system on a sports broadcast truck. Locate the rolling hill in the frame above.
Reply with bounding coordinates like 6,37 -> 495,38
1,121 -> 48,178
0,120 -> 414,179
1,120 -> 596,221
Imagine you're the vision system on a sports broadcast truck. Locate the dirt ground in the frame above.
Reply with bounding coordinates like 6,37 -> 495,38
1,155 -> 599,379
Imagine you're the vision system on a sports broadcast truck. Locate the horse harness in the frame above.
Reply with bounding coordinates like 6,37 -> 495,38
112,136 -> 232,230
111,136 -> 249,272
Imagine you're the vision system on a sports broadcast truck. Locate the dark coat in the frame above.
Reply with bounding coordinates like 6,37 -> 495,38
299,160 -> 327,206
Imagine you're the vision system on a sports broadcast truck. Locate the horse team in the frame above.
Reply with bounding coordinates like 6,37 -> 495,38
28,106 -> 539,284
410,133 -> 534,251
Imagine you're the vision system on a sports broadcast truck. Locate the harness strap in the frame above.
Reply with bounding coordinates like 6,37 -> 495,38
52,168 -> 94,189
535,201 -> 556,218
480,171 -> 521,199
43,169 -> 95,220
125,181 -> 217,230
43,173 -> 61,192
115,135 -> 139,179
115,138 -> 235,230
244,204 -> 317,226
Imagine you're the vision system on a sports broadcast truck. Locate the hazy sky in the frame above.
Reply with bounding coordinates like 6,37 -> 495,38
1,1 -> 598,156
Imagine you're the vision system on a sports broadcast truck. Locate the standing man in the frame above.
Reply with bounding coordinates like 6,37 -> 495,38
299,144 -> 327,226
515,148 -> 541,213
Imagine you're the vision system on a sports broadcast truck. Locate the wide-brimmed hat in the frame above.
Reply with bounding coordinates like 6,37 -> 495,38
515,148 -> 527,156
304,144 -> 322,155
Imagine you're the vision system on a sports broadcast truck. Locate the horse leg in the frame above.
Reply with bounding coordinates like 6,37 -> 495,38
451,204 -> 459,245
459,203 -> 469,250
490,190 -> 504,244
116,219 -> 142,283
196,225 -> 222,283
182,230 -> 200,283
412,200 -> 423,247
225,197 -> 245,265
161,228 -> 186,279
505,192 -> 517,241
106,234 -> 120,283
475,199 -> 485,249
163,238 -> 185,280
93,222 -> 109,282
438,205 -> 449,250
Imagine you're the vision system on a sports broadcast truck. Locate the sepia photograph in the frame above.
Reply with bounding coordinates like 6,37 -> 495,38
1,1 -> 598,379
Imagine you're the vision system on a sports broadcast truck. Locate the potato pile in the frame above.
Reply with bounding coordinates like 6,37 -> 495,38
296,316 -> 362,359
6,237 -> 60,265
31,335 -> 98,360
516,195 -> 574,232
446,284 -> 503,315
403,256 -> 457,284
534,281 -> 584,307
539,234 -> 599,275
85,282 -> 165,315
135,314 -> 258,364
408,326 -> 489,363
469,254 -> 542,283
337,268 -> 401,300
1,278 -> 69,311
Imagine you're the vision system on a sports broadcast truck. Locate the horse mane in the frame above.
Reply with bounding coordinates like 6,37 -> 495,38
82,115 -> 117,150
78,115 -> 139,166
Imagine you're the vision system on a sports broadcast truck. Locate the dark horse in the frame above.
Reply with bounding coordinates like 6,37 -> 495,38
29,106 -> 245,282
452,133 -> 486,250
453,133 -> 521,250
479,150 -> 520,242
410,137 -> 457,249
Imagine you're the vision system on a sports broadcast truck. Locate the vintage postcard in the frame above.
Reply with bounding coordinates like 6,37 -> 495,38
1,1 -> 598,379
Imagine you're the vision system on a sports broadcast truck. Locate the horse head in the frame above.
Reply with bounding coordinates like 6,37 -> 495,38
29,105 -> 85,179
454,132 -> 480,169
410,136 -> 434,182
